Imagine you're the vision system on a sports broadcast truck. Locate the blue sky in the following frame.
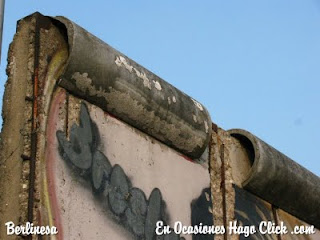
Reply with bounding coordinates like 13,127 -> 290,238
1,1 -> 319,176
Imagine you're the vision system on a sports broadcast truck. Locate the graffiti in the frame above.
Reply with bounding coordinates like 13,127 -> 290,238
234,185 -> 274,240
191,188 -> 214,240
57,103 -> 191,239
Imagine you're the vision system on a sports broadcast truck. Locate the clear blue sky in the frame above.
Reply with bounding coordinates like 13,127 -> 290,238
1,1 -> 319,176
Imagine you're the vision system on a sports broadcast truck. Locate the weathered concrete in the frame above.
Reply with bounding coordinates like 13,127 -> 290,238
0,13 -> 68,239
50,94 -> 212,239
0,15 -> 35,239
210,130 -> 225,240
1,12 -> 320,240
228,129 -> 320,229
53,16 -> 212,159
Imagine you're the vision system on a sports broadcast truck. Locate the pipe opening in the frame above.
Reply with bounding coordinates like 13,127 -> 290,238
231,133 -> 255,167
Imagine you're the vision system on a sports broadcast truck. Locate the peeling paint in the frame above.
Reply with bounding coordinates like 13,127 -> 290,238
115,55 -> 152,90
58,18 -> 212,159
114,56 -> 122,67
153,80 -> 162,91
70,71 -> 205,154
172,96 -> 176,103
134,68 -> 151,90
204,121 -> 209,133
192,114 -> 197,123
191,98 -> 203,111
115,56 -> 133,72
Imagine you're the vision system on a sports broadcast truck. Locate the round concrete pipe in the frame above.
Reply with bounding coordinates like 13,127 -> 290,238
52,17 -> 212,159
228,129 -> 320,229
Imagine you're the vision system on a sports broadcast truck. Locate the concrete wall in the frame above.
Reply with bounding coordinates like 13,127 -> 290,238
0,13 -> 319,240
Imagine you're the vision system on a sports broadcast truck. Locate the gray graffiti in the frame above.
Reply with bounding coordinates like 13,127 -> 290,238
234,185 -> 274,240
191,188 -> 214,240
57,102 -> 183,240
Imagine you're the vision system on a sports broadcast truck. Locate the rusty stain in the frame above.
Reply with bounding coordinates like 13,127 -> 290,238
70,73 -> 206,154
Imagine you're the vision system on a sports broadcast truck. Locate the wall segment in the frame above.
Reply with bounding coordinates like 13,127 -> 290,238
0,12 -> 319,240
54,16 -> 212,160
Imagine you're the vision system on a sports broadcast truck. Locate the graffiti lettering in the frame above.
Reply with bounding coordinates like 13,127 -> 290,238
57,102 -> 186,239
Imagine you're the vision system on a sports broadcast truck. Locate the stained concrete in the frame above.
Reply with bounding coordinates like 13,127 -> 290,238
1,12 -> 320,240
0,16 -> 34,239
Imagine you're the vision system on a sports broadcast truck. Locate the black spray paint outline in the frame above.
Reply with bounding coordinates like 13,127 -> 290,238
56,103 -> 189,240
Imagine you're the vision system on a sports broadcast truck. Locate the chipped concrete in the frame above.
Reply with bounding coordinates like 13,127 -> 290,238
115,56 -> 133,73
153,80 -> 162,91
172,96 -> 177,103
56,17 -> 212,159
115,55 -> 152,90
217,129 -> 236,240
3,12 -> 318,240
210,131 -> 225,240
70,71 -> 208,158
0,13 -> 69,239
192,114 -> 198,123
0,16 -> 35,239
191,98 -> 204,111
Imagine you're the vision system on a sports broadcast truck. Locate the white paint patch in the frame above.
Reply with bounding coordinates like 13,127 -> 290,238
191,98 -> 204,111
115,55 -> 152,90
134,68 -> 151,89
172,96 -> 177,103
205,192 -> 210,202
168,97 -> 171,105
115,56 -> 133,72
192,114 -> 197,123
153,80 -> 162,91
114,56 -> 122,67
204,120 -> 209,133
